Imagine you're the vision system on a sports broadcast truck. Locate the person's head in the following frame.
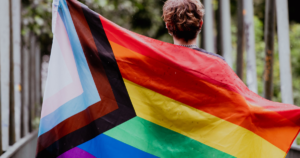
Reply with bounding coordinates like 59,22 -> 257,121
162,0 -> 205,44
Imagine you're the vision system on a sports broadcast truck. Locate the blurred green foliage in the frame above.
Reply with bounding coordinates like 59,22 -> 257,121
21,0 -> 300,106
21,0 -> 171,56
77,0 -> 171,41
22,0 -> 53,55
290,24 -> 300,106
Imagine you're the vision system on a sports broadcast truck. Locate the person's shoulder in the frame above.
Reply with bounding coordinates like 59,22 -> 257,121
193,48 -> 225,61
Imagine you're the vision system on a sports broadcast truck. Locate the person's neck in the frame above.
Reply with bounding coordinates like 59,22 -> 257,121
173,37 -> 197,46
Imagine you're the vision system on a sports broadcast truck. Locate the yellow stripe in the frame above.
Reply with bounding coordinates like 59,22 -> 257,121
124,79 -> 286,158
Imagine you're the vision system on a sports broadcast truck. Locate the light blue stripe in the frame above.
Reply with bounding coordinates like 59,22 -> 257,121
38,0 -> 100,136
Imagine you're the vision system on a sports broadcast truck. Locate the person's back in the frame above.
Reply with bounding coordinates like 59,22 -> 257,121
193,48 -> 225,61
162,0 -> 224,60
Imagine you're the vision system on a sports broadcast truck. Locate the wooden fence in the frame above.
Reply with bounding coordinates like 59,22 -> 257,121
0,0 -> 41,156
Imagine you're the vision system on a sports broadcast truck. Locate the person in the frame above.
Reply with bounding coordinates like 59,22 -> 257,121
162,0 -> 224,60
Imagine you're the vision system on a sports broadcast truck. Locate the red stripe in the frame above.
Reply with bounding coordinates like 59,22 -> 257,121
99,15 -> 300,127
109,40 -> 299,152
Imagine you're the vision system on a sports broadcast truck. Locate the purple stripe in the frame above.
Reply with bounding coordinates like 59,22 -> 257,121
58,147 -> 96,158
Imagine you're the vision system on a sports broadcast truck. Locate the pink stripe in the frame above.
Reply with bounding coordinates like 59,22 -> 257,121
41,13 -> 83,118
58,147 -> 96,158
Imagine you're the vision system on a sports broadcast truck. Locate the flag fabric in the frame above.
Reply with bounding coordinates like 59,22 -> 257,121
37,0 -> 300,157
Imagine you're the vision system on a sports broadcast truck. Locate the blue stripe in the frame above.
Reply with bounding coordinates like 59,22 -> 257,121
78,134 -> 158,158
38,0 -> 100,136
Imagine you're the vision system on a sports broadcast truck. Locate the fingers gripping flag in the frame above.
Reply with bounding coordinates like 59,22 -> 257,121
37,0 -> 300,157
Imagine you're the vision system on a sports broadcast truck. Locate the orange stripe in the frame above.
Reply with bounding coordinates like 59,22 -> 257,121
109,40 -> 300,152
100,15 -> 300,127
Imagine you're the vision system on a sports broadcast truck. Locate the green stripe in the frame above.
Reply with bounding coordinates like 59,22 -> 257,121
104,117 -> 235,158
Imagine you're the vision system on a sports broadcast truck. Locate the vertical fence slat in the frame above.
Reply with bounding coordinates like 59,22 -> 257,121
236,0 -> 245,80
0,15 -> 2,156
202,0 -> 214,53
196,35 -> 200,48
29,35 -> 37,132
219,0 -> 233,68
35,44 -> 41,120
22,32 -> 30,136
0,0 -> 11,150
20,34 -> 24,138
12,0 -> 21,142
9,0 -> 16,146
244,0 -> 258,94
275,0 -> 294,104
264,0 -> 276,100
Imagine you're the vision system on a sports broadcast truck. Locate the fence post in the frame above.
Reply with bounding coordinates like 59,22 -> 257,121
0,23 -> 2,155
264,0 -> 276,100
12,0 -> 22,142
196,35 -> 200,48
236,0 -> 245,80
9,0 -> 16,146
219,0 -> 232,68
244,0 -> 258,94
202,0 -> 214,53
29,34 -> 36,133
0,0 -> 12,150
35,43 -> 41,120
275,0 -> 294,104
22,32 -> 30,136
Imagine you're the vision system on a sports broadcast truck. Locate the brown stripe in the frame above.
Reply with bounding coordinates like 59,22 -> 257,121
37,0 -> 119,153
36,96 -> 118,153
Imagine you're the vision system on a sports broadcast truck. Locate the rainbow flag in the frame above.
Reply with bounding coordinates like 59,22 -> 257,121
36,0 -> 300,157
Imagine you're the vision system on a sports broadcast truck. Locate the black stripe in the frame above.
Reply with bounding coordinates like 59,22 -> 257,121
36,104 -> 136,157
82,5 -> 135,112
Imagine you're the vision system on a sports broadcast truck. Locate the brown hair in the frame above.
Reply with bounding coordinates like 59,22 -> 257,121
162,0 -> 205,42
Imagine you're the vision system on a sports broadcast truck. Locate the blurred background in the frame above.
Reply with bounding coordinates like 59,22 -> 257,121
22,0 -> 300,103
1,0 -> 300,157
